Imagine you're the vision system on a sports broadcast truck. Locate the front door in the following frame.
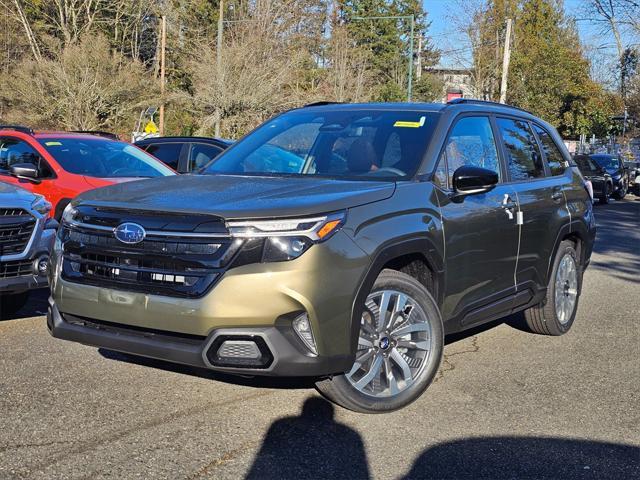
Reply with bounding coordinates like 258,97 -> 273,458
434,115 -> 519,323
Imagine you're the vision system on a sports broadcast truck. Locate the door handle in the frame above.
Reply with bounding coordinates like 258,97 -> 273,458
551,188 -> 563,202
501,193 -> 516,209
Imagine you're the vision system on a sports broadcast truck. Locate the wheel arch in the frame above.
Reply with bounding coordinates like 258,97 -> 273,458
546,221 -> 590,285
349,236 -> 444,354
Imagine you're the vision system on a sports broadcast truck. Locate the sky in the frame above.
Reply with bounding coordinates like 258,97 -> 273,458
424,0 -> 637,75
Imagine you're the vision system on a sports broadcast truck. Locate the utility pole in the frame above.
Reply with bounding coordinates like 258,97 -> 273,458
499,18 -> 512,104
407,14 -> 414,101
159,15 -> 167,135
215,0 -> 224,137
416,35 -> 422,80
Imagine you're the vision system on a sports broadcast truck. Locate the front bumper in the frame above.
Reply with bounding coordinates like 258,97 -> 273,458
48,298 -> 354,376
50,230 -> 370,376
0,226 -> 55,294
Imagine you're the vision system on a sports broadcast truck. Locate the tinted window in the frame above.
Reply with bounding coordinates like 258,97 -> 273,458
573,155 -> 599,174
38,138 -> 174,178
591,155 -> 620,170
497,118 -> 545,180
204,110 -> 439,180
190,143 -> 223,171
436,116 -> 500,188
533,125 -> 566,175
0,138 -> 53,177
143,142 -> 182,170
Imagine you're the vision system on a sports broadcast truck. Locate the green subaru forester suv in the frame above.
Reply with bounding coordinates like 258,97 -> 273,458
49,100 -> 595,413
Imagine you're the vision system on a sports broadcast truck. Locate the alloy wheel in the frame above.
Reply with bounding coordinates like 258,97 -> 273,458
554,254 -> 578,325
346,289 -> 434,398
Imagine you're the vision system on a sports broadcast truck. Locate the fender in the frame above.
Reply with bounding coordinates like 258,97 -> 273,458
546,219 -> 592,286
348,235 -> 444,353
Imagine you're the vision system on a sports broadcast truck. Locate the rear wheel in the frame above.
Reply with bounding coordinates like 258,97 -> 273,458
524,240 -> 581,336
315,269 -> 443,413
0,292 -> 30,318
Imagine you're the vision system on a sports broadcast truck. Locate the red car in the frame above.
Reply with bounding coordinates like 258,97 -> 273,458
0,126 -> 175,219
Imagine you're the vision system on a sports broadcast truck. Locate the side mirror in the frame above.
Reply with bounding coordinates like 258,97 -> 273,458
600,166 -> 607,174
10,163 -> 40,183
452,166 -> 499,198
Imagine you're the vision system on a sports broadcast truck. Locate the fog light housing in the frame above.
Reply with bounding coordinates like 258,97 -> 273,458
293,313 -> 317,355
34,255 -> 50,276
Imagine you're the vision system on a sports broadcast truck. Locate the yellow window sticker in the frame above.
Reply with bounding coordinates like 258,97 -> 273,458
393,116 -> 426,128
45,141 -> 62,146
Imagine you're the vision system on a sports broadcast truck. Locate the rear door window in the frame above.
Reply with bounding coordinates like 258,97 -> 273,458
533,125 -> 566,176
189,143 -> 223,171
497,118 -> 545,181
143,142 -> 182,170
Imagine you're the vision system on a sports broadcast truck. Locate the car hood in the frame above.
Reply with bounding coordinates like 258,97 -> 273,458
0,180 -> 37,206
74,174 -> 396,219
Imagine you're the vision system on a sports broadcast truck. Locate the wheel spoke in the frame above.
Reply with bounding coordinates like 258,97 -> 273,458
377,291 -> 391,332
354,354 -> 383,390
392,322 -> 429,337
390,348 -> 412,383
383,356 -> 400,395
348,349 -> 375,376
396,339 -> 430,351
358,337 -> 374,348
383,294 -> 407,331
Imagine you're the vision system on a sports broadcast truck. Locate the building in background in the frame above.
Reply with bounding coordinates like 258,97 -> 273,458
427,66 -> 475,102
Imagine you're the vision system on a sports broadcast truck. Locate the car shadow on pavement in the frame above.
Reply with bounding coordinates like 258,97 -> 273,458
245,397 -> 370,480
402,436 -> 640,480
0,288 -> 48,321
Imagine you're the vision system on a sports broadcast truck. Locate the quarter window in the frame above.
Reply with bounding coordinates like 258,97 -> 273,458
533,125 -> 566,176
436,116 -> 501,188
497,118 -> 545,181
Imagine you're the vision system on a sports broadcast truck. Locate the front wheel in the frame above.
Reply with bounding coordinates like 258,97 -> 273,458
613,181 -> 627,200
315,269 -> 443,413
524,240 -> 581,336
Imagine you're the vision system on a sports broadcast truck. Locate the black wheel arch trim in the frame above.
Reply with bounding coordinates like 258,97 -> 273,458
349,235 -> 444,354
546,220 -> 592,287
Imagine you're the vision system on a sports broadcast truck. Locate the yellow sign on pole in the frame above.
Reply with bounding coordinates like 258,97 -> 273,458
144,120 -> 159,134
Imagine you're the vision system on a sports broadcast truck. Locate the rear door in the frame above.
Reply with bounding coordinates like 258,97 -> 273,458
495,117 -> 570,292
141,142 -> 185,172
435,115 -> 520,325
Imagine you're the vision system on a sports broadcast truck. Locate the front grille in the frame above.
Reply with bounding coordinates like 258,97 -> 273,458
0,260 -> 33,279
0,209 -> 36,256
61,208 -> 243,298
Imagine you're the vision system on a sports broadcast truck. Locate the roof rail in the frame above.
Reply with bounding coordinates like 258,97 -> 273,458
304,101 -> 343,107
446,98 -> 534,115
71,130 -> 119,140
0,124 -> 34,135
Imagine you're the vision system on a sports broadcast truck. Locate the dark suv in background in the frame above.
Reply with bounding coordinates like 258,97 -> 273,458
49,100 -> 595,413
591,154 -> 628,199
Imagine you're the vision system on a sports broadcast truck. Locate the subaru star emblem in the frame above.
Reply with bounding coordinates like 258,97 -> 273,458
379,337 -> 390,350
114,222 -> 146,244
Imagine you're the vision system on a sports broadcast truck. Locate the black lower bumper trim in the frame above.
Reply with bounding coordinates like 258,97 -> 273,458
48,298 -> 353,377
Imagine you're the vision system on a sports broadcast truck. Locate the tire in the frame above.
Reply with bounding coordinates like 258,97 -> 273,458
0,292 -> 30,319
524,240 -> 581,336
613,181 -> 627,200
315,269 -> 444,413
599,183 -> 609,204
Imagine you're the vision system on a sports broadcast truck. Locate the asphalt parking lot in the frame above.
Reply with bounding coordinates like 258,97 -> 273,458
1,197 -> 639,480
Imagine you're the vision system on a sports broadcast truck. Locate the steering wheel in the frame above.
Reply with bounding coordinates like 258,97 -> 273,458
373,167 -> 405,176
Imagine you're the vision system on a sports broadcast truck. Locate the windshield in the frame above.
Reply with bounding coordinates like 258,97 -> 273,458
203,110 -> 440,180
591,155 -> 619,170
574,156 -> 599,173
38,137 -> 175,178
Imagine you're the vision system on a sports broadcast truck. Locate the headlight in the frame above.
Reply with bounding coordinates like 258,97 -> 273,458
227,212 -> 346,262
612,173 -> 622,181
61,203 -> 78,224
31,195 -> 52,215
